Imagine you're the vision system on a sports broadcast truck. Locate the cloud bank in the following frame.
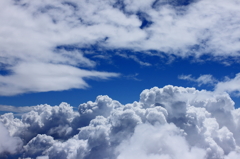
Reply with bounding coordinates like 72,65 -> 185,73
1,85 -> 240,158
1,0 -> 240,95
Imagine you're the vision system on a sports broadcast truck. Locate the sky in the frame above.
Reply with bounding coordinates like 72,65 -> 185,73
1,0 -> 240,158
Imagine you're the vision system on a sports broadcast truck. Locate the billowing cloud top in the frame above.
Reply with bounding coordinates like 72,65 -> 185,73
1,85 -> 240,159
1,0 -> 240,95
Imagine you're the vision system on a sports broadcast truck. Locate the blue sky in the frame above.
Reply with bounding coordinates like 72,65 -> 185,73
1,52 -> 240,108
2,1 -> 240,159
1,0 -> 240,110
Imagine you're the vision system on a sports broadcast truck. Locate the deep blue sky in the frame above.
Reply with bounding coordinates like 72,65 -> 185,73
1,50 -> 240,108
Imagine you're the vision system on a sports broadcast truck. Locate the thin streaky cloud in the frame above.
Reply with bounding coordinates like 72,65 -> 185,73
178,74 -> 217,86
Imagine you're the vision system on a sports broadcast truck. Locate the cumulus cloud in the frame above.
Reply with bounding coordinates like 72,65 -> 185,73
0,122 -> 23,156
1,0 -> 240,95
1,85 -> 240,158
0,102 -> 80,143
23,134 -> 55,158
116,123 -> 206,159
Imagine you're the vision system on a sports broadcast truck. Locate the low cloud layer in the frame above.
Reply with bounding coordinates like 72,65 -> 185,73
1,85 -> 240,159
1,0 -> 240,95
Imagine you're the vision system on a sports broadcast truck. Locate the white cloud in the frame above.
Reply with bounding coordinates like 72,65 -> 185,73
0,122 -> 23,155
116,123 -> 206,159
24,134 -> 55,157
0,105 -> 36,113
0,0 -> 120,96
1,85 -> 240,158
46,138 -> 87,159
215,73 -> 240,95
0,102 -> 80,143
0,62 -> 119,96
1,0 -> 240,95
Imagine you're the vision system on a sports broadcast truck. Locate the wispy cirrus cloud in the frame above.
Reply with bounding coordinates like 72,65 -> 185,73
116,53 -> 151,66
178,74 -> 217,86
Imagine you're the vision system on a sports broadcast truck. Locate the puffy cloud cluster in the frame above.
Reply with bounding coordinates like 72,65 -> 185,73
1,85 -> 240,158
0,122 -> 22,156
1,0 -> 240,95
0,103 -> 79,143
